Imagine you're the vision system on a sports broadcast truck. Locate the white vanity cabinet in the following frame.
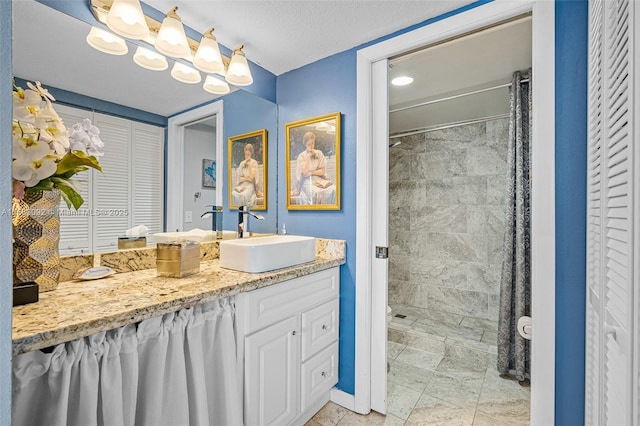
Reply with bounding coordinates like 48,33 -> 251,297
237,267 -> 340,426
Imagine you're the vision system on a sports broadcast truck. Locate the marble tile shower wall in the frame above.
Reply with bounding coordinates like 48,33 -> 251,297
388,119 -> 509,322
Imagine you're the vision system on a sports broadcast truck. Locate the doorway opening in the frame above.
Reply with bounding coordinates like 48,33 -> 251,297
353,2 -> 555,425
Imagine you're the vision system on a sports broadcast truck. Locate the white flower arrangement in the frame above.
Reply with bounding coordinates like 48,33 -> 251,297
12,80 -> 103,209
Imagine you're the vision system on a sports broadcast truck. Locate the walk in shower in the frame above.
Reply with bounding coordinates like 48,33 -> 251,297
384,17 -> 532,425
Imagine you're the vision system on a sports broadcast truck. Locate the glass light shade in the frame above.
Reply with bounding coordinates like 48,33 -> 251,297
171,62 -> 201,84
86,27 -> 128,55
133,46 -> 168,71
193,29 -> 225,74
203,75 -> 230,95
225,47 -> 253,86
106,0 -> 149,40
154,9 -> 191,58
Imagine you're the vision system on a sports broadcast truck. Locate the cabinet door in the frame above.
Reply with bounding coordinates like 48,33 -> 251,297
245,316 -> 299,426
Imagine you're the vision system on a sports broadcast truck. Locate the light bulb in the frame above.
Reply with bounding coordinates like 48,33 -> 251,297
86,26 -> 128,55
154,7 -> 191,58
106,0 -> 149,40
133,46 -> 168,71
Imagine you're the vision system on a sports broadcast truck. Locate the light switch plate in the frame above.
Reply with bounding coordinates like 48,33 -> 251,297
185,211 -> 193,223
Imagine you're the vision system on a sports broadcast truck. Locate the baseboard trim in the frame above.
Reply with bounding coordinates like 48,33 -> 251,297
330,388 -> 357,412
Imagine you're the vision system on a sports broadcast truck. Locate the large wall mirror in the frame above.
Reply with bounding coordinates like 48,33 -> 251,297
12,0 -> 278,253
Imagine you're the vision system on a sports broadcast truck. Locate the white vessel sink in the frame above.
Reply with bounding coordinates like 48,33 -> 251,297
153,229 -> 236,244
219,235 -> 316,273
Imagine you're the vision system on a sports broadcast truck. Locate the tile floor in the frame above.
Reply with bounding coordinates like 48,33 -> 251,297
306,304 -> 530,426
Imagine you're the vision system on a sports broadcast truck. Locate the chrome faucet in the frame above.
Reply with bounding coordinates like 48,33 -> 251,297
238,205 -> 264,238
200,205 -> 223,239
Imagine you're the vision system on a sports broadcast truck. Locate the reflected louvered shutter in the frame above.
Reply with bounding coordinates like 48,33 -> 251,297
586,0 -> 638,424
132,123 -> 164,244
55,105 -> 93,254
93,113 -> 132,251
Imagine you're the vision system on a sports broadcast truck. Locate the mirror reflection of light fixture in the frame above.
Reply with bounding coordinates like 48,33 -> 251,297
203,75 -> 230,95
155,7 -> 191,58
171,62 -> 201,84
105,0 -> 149,40
133,46 -> 168,71
86,26 -> 128,55
89,0 -> 255,92
193,28 -> 225,74
225,46 -> 253,86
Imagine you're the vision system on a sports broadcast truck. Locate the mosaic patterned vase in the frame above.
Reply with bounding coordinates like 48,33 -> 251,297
12,189 -> 61,291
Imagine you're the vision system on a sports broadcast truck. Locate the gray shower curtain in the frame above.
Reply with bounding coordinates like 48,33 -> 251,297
497,70 -> 531,381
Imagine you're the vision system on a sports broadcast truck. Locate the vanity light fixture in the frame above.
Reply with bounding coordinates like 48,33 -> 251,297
171,62 -> 202,84
193,28 -> 225,75
86,26 -> 128,55
90,0 -> 254,92
225,46 -> 253,86
105,0 -> 149,40
391,75 -> 414,86
133,46 -> 168,71
203,75 -> 231,95
155,7 -> 191,59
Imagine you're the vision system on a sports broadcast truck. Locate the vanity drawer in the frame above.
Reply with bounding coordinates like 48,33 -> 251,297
301,298 -> 339,361
243,267 -> 339,334
300,342 -> 338,413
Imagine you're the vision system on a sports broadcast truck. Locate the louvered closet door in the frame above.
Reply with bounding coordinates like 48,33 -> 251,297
132,123 -> 164,242
586,0 -> 638,424
93,113 -> 132,252
55,105 -> 93,254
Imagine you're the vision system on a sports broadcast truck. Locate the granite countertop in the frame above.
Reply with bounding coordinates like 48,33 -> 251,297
12,253 -> 344,356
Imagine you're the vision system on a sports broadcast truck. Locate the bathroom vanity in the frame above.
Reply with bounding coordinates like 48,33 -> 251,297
11,238 -> 345,426
237,267 -> 339,425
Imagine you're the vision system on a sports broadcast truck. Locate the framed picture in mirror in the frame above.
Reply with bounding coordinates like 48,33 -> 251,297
285,112 -> 341,210
228,129 -> 268,211
202,159 -> 216,188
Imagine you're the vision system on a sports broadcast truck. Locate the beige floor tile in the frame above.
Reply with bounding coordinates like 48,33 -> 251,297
388,359 -> 435,392
310,401 -> 351,426
474,399 -> 530,425
389,328 -> 447,353
336,409 -> 405,425
305,420 -> 325,426
395,347 -> 443,371
388,341 -> 406,361
423,371 -> 483,408
386,381 -> 422,420
406,394 -> 475,426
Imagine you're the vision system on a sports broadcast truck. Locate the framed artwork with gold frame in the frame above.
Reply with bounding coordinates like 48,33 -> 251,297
285,112 -> 341,210
228,129 -> 267,210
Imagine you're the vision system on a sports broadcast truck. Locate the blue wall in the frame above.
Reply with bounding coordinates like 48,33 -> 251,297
221,90 -> 279,234
277,0 -> 589,421
555,0 -> 587,424
277,50 -> 358,393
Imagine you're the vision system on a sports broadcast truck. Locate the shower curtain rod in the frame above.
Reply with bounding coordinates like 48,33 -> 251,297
389,113 -> 510,140
390,78 -> 529,114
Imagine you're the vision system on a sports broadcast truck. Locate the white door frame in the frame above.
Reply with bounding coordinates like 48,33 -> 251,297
351,1 -> 556,424
166,101 -> 224,232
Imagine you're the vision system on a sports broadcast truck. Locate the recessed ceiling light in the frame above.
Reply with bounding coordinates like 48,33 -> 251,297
391,75 -> 414,86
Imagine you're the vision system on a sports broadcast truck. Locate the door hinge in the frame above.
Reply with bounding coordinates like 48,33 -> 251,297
375,246 -> 388,259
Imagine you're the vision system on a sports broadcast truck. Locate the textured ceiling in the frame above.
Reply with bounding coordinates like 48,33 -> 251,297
142,0 -> 476,75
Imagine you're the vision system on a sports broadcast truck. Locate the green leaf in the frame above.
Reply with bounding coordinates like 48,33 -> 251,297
52,178 -> 84,210
57,166 -> 89,180
27,179 -> 55,192
56,151 -> 102,176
